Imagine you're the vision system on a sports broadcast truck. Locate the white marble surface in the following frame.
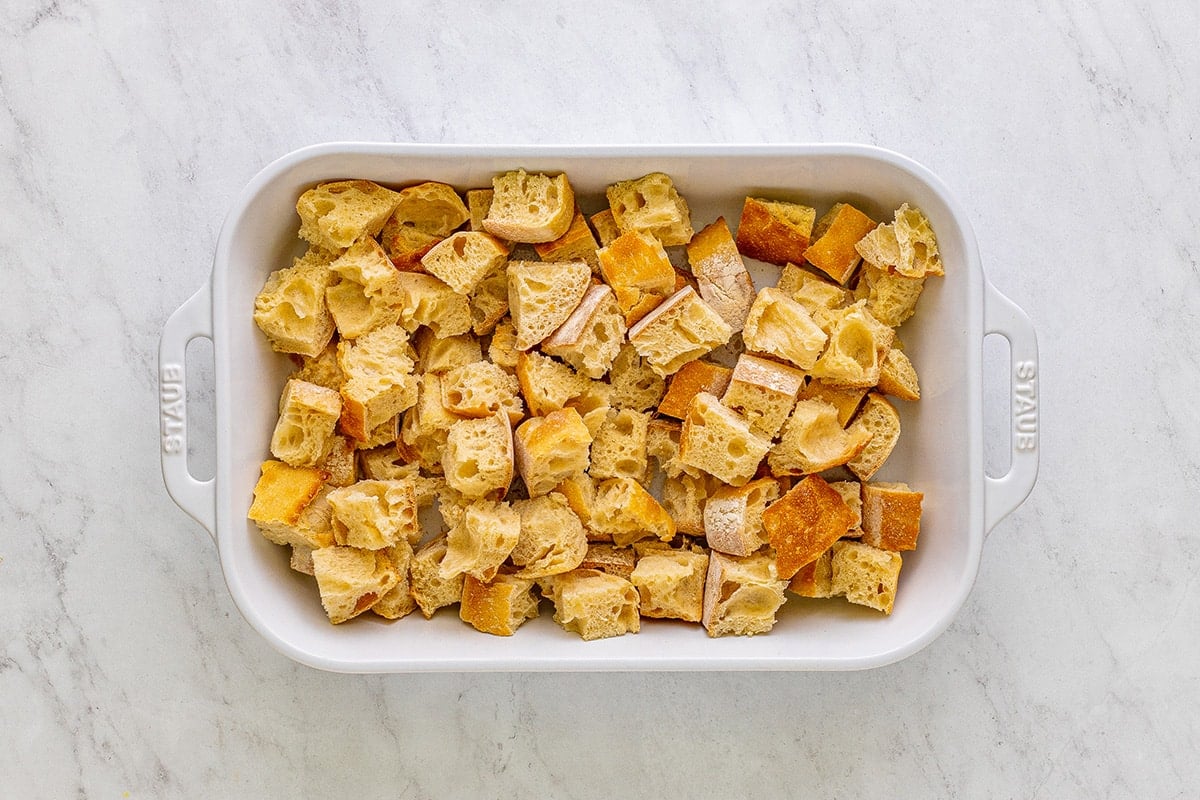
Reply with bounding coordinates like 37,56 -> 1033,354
2,0 -> 1197,796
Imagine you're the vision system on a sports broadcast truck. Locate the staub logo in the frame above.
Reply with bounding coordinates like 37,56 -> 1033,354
161,364 -> 185,454
1014,360 -> 1037,451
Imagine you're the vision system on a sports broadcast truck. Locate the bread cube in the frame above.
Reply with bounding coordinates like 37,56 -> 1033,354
761,475 -> 857,579
809,302 -> 894,388
856,203 -> 943,279
631,549 -> 709,622
796,380 -> 868,427
297,179 -> 401,251
768,399 -> 872,476
734,197 -> 816,267
741,287 -> 827,371
357,445 -> 414,481
371,540 -> 418,620
779,265 -> 852,330
588,408 -> 650,482
270,379 -> 343,468
410,535 -> 466,618
513,350 -> 590,417
506,259 -> 591,350
589,208 -> 621,246
469,264 -> 510,335
686,216 -> 756,332
420,231 -> 508,295
830,541 -> 903,614
358,415 -> 400,450
720,353 -> 805,440
324,279 -> 399,341
391,181 -> 469,237
597,230 -> 676,325
549,569 -> 641,640
311,545 -> 401,624
510,493 -> 588,578
336,325 -> 419,442
394,272 -> 472,338
440,499 -> 520,581
484,170 -> 575,243
442,412 -> 514,499
440,361 -> 524,424
703,477 -> 781,557
248,460 -> 333,549
540,284 -> 627,379
487,319 -> 520,370
412,329 -> 482,375
854,263 -> 927,328
678,392 -> 770,487
701,551 -> 788,637
590,477 -> 676,547
399,372 -> 463,472
658,360 -> 734,420
646,417 -> 690,479
661,472 -> 714,537
627,287 -> 733,377
846,393 -> 902,482
379,217 -> 441,271
828,480 -> 864,536
578,543 -> 637,580
459,573 -> 540,635
803,202 -> 877,284
788,547 -> 834,598
514,408 -> 593,497
315,434 -> 358,487
290,342 -> 344,392
860,481 -> 923,551
253,247 -> 337,357
606,172 -> 694,246
877,347 -> 921,402
327,479 -> 419,550
534,210 -> 601,273
606,343 -> 666,411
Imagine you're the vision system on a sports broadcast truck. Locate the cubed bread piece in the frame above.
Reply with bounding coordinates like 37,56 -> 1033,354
439,499 -> 521,581
607,343 -> 666,411
796,380 -> 868,427
555,472 -> 597,529
253,247 -> 337,357
846,393 -> 902,482
371,540 -> 417,620
290,544 -> 316,576
590,477 -> 676,547
420,231 -> 508,296
830,541 -> 903,614
788,548 -> 834,598
459,573 -> 540,635
379,217 -> 441,271
606,172 -> 693,246
588,408 -> 650,482
270,379 -> 343,468
507,260 -> 592,350
290,342 -> 344,392
703,477 -> 781,557
781,265 -> 852,330
484,170 -> 575,243
297,179 -> 402,251
566,380 -> 612,438
855,203 -> 943,279
358,445 -> 415,481
248,461 -> 334,549
317,435 -> 356,486
400,372 -> 463,472
678,392 -> 770,487
741,287 -> 827,371
540,284 -> 627,379
510,493 -> 588,578
627,287 -> 733,377
311,545 -> 400,624
410,535 -> 466,618
548,569 -> 641,640
394,272 -> 473,338
330,236 -> 403,297
514,350 -> 592,417
661,472 -> 714,537
324,278 -> 400,340
720,353 -> 805,440
686,216 -> 756,332
579,543 -> 637,580
828,480 -> 864,536
390,181 -> 469,237
514,408 -> 593,497
442,412 -> 514,499
701,551 -> 788,637
631,549 -> 709,622
488,318 -> 520,370
853,264 -> 926,328
876,347 -> 921,402
359,415 -> 401,450
413,329 -> 482,375
597,230 -> 677,326
469,264 -> 511,335
466,188 -> 515,252
589,208 -> 621,246
646,417 -> 686,478
441,361 -> 524,424
762,475 -> 857,579
534,209 -> 601,273
734,197 -> 817,266
658,360 -> 734,420
809,302 -> 895,388
336,325 -> 419,441
327,479 -> 420,550
768,399 -> 872,476
803,203 -> 877,284
860,481 -> 923,551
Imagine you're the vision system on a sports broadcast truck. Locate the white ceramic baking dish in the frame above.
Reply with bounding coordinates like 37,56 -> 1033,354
160,143 -> 1038,672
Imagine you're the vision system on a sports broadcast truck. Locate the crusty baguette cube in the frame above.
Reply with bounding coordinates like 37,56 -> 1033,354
514,350 -> 592,417
468,264 -> 510,335
357,445 -> 416,481
860,481 -> 923,551
248,461 -> 334,549
686,216 -> 756,332
548,569 -> 641,640
597,230 -> 677,325
510,493 -> 588,578
324,279 -> 399,341
741,287 -> 827,371
392,181 -> 470,237
719,353 -> 805,440
459,573 -> 540,635
540,284 -> 627,379
379,217 -> 441,272
588,408 -> 650,483
830,541 -> 903,614
327,479 -> 420,550
658,360 -> 734,420
631,549 -> 709,622
296,179 -> 402,251
853,263 -> 927,328
606,172 -> 694,246
808,302 -> 895,388
876,347 -> 921,402
590,477 -> 676,547
555,471 -> 598,530
506,259 -> 591,350
646,417 -> 685,478
270,378 -> 343,468
440,361 -> 524,424
534,209 -> 601,273
779,265 -> 852,331
761,475 -> 857,579
420,231 -> 509,295
678,392 -> 770,487
578,543 -> 637,580
400,372 -> 464,472
319,440 -> 357,487
803,202 -> 877,284
442,412 -> 514,500
701,551 -> 787,637
394,272 -> 473,338
413,329 -> 482,375
768,399 -> 872,476
627,287 -> 733,378
357,414 -> 401,450
788,547 -> 834,598
440,499 -> 521,582
796,380 -> 868,427
607,343 -> 666,411
311,545 -> 400,624
846,393 -> 902,482
253,247 -> 337,357
371,540 -> 418,620
514,407 -> 593,497
589,208 -> 621,246
410,535 -> 465,618
289,544 -> 316,576
828,480 -> 864,536
484,170 -> 575,243
703,477 -> 781,557
661,472 -> 714,537
855,203 -> 942,279
734,197 -> 816,267
336,325 -> 419,442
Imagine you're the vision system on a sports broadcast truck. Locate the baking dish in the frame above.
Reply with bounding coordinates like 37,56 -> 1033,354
160,143 -> 1038,672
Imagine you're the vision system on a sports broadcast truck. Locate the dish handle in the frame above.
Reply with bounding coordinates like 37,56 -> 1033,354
159,284 -> 216,540
983,280 -> 1040,534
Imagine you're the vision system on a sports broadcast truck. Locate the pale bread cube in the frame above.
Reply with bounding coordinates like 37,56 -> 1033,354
701,551 -> 787,637
578,543 -> 637,580
627,287 -> 733,378
606,172 -> 693,246
768,399 -> 872,476
846,393 -> 902,482
441,412 -> 514,499
296,179 -> 401,251
440,499 -> 520,582
540,284 -> 627,379
336,325 -> 419,442
506,260 -> 591,350
607,343 -> 666,411
394,272 -> 473,338
327,479 -> 420,551
549,569 -> 641,640
808,302 -> 894,388
421,231 -> 508,295
514,350 -> 591,417
678,392 -> 770,487
483,170 -> 575,243
588,408 -> 650,483
253,247 -> 337,357
311,545 -> 400,624
371,540 -> 418,620
410,535 -> 465,618
703,477 -> 781,557
830,541 -> 902,614
741,287 -> 827,371
590,477 -> 676,547
631,549 -> 709,622
719,353 -> 805,440
270,379 -> 342,468
686,216 -> 756,332
392,181 -> 469,237
440,361 -> 524,424
510,493 -> 588,579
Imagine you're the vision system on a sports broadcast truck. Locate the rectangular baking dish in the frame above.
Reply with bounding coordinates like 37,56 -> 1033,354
160,143 -> 1038,672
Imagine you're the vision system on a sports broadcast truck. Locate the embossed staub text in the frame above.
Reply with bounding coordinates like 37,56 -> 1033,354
1014,360 -> 1037,451
161,364 -> 185,454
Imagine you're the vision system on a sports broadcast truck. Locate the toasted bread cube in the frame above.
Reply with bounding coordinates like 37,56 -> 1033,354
854,263 -> 927,328
510,493 -> 588,578
514,350 -> 591,417
410,535 -> 465,618
741,287 -> 827,371
660,472 -> 713,537
579,543 -> 637,580
702,551 -> 787,637
379,218 -> 441,271
627,287 -> 733,378
685,216 -> 756,332
678,392 -> 770,487
439,499 -> 520,581
658,360 -> 734,420
567,380 -> 612,438
590,477 -> 676,547
631,549 -> 709,621
297,179 -> 401,251
597,230 -> 677,326
270,379 -> 343,468
357,445 -> 414,481
329,236 -> 402,297
514,408 -> 593,497
607,343 -> 666,411
394,272 -> 472,338
248,461 -> 334,549
327,479 -> 419,550
487,319 -> 520,370
829,480 -> 864,536
588,408 -> 650,482
311,545 -> 400,624
484,170 -> 575,243
855,203 -> 943,279
420,231 -> 508,295
466,188 -> 514,251
762,475 -> 857,579
549,569 -> 641,640
589,208 -> 621,246
768,399 -> 872,476
442,412 -> 514,499
735,197 -> 816,267
336,325 -> 419,442
391,181 -> 470,236
440,361 -> 524,424
703,477 -> 781,557
788,547 -> 834,598
809,302 -> 895,388
324,276 -> 400,341
860,481 -> 923,551
253,248 -> 337,357
796,380 -> 868,427
506,259 -> 591,350
371,540 -> 418,620
541,284 -> 627,379
877,347 -> 921,402
830,541 -> 902,614
555,472 -> 598,529
534,209 -> 601,273
459,573 -> 540,635
804,203 -> 877,284
606,172 -> 693,246
720,353 -> 805,440
846,393 -> 902,482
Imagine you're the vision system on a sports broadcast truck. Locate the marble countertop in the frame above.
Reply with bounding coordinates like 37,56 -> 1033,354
3,1 -> 1196,796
